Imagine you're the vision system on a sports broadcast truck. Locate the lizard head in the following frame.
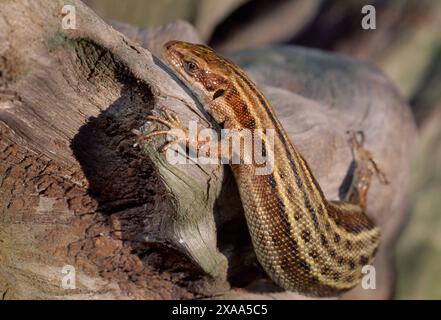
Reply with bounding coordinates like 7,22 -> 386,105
162,40 -> 232,105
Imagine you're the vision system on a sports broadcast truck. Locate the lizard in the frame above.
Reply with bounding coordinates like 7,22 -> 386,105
139,40 -> 388,297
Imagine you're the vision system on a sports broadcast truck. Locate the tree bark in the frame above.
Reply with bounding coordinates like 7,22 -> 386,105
0,0 -> 416,299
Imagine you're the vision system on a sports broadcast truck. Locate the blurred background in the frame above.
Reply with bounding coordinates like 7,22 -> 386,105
83,0 -> 441,299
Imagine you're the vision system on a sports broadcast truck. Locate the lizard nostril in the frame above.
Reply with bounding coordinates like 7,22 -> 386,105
164,40 -> 178,51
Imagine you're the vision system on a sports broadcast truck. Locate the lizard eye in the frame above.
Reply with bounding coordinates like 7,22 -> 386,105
184,61 -> 198,74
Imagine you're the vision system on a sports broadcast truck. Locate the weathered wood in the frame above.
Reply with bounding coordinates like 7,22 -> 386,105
0,0 -> 416,299
0,0 -> 218,299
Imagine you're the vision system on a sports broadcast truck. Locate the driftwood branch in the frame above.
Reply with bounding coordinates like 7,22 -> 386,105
0,0 -> 416,299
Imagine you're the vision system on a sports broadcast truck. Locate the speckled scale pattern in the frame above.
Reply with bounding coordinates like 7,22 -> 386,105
162,40 -> 381,297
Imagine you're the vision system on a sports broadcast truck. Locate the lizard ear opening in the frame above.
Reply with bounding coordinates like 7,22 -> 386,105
213,89 -> 225,100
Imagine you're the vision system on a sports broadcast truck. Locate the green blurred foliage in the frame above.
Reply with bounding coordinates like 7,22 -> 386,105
396,114 -> 441,299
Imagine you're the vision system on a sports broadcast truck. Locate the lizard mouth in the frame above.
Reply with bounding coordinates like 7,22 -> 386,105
162,40 -> 194,84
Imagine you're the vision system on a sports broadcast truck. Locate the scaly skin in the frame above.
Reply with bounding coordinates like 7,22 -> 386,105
142,40 -> 388,297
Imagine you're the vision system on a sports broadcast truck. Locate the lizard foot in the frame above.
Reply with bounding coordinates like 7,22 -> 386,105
136,109 -> 188,152
344,130 -> 389,209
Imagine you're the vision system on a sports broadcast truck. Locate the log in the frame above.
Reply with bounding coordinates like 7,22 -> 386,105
0,0 -> 416,299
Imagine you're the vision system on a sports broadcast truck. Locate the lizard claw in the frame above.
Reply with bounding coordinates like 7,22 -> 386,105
136,109 -> 188,152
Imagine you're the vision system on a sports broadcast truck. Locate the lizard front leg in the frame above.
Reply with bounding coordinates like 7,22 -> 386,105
136,109 -> 226,161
